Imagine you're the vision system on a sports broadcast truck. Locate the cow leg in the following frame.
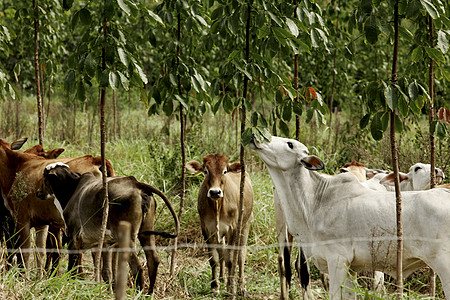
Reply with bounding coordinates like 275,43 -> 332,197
15,221 -> 31,270
101,247 -> 113,289
297,247 -> 314,299
275,192 -> 292,300
138,234 -> 160,294
208,242 -> 221,294
45,227 -> 63,275
327,257 -> 354,300
426,257 -> 450,298
34,225 -> 49,279
127,240 -> 145,291
373,271 -> 385,291
4,213 -> 19,269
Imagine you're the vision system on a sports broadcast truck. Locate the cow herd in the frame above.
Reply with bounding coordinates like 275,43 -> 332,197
1,136 -> 449,299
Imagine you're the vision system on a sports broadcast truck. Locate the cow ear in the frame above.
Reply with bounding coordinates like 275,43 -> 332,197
186,161 -> 203,173
46,148 -> 65,159
11,138 -> 28,150
380,172 -> 409,186
300,155 -> 324,170
228,162 -> 241,173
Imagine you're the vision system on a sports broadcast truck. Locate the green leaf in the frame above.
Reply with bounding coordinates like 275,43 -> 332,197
384,85 -> 397,111
395,114 -> 403,133
241,128 -> 253,146
360,113 -> 370,129
109,71 -> 118,89
257,127 -> 272,142
64,70 -> 76,93
163,98 -> 174,116
411,47 -> 423,63
420,0 -> 439,19
370,113 -> 383,141
381,112 -> 390,131
408,81 -> 419,101
282,102 -> 292,122
359,0 -> 373,14
117,71 -> 129,91
293,101 -> 302,116
223,95 -> 234,114
406,0 -> 421,18
63,0 -> 74,10
147,9 -> 164,26
84,52 -> 96,76
79,8 -> 91,25
257,26 -> 271,39
251,112 -> 258,127
76,80 -> 85,101
425,47 -> 446,63
436,122 -> 447,139
437,30 -> 449,54
285,18 -> 299,37
117,48 -> 128,67
365,15 -> 378,44
117,0 -> 130,16
133,62 -> 148,85
279,120 -> 290,137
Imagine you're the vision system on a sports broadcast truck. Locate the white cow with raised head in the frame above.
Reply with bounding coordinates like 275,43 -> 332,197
250,136 -> 450,299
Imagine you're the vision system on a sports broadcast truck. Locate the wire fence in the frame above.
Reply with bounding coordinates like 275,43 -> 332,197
1,235 -> 448,254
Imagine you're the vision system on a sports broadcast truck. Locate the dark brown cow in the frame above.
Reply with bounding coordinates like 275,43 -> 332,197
0,138 -> 115,276
186,154 -> 253,295
37,163 -> 179,294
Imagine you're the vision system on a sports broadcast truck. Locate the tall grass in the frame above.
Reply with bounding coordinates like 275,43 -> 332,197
0,95 -> 448,299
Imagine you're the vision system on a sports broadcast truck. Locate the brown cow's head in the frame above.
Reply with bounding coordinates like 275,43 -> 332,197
186,154 -> 241,199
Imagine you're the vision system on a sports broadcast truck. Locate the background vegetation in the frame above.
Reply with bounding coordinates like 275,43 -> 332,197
0,0 -> 449,298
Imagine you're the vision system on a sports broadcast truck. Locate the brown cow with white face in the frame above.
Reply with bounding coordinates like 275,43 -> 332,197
186,153 -> 253,296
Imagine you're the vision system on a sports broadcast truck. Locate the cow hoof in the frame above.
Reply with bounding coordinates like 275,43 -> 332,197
211,287 -> 220,296
238,288 -> 248,297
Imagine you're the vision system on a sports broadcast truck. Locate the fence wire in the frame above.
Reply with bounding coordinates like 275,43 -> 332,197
1,235 -> 449,254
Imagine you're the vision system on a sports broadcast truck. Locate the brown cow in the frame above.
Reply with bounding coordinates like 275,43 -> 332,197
0,138 -> 115,276
37,163 -> 179,294
186,154 -> 253,296
0,138 -> 65,269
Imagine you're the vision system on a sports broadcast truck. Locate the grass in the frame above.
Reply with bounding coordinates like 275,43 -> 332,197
0,95 -> 448,299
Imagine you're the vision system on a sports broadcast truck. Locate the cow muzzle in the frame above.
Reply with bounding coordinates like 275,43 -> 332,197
207,188 -> 223,199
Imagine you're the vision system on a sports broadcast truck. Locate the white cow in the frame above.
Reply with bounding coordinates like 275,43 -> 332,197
250,136 -> 450,299
363,163 -> 445,192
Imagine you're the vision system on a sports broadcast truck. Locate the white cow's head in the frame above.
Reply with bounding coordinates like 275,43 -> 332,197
380,163 -> 445,191
249,136 -> 324,171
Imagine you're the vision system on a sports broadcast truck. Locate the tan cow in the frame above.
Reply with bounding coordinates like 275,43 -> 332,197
186,154 -> 253,296
0,138 -> 115,276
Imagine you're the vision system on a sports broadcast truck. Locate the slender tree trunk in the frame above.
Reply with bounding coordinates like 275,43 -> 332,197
15,82 -> 20,139
294,0 -> 300,141
391,1 -> 403,298
428,15 -> 436,298
229,3 -> 251,298
96,17 -> 109,283
170,12 -> 186,276
33,0 -> 44,145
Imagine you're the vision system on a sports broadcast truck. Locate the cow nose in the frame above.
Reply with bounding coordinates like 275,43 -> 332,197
208,189 -> 223,198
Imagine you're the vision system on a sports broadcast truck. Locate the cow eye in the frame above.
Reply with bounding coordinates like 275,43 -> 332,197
287,142 -> 293,149
414,166 -> 422,172
223,169 -> 227,174
203,169 -> 208,175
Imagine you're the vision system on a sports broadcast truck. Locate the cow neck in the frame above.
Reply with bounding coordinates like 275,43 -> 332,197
266,165 -> 319,239
51,172 -> 81,210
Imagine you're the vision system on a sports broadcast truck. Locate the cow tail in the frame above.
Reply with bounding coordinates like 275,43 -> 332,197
137,182 -> 179,239
299,247 -> 310,289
